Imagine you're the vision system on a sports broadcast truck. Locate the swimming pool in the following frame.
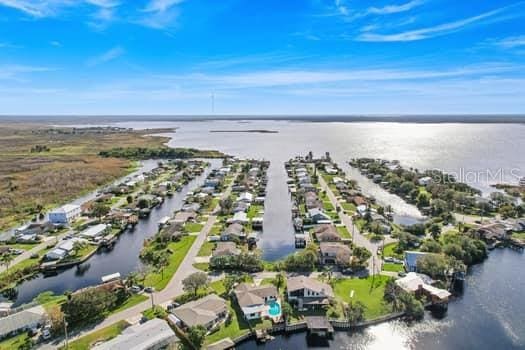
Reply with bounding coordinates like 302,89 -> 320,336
267,300 -> 281,317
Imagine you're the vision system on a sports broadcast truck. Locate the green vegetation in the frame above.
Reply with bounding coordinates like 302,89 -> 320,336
193,262 -> 210,271
99,147 -> 224,160
108,294 -> 148,315
0,332 -> 32,350
142,235 -> 197,290
142,305 -> 168,320
336,226 -> 351,239
197,241 -> 215,256
0,124 -> 168,231
382,263 -> 404,272
64,321 -> 129,350
333,275 -> 392,319
382,242 -> 403,259
184,222 -> 204,233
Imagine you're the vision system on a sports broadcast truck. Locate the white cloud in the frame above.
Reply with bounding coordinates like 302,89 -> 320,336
494,35 -> 525,49
357,5 -> 518,42
0,0 -> 74,17
86,46 -> 125,66
0,64 -> 51,80
143,0 -> 183,13
367,0 -> 424,15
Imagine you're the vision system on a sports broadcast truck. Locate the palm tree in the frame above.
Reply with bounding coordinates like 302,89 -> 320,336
1,253 -> 14,272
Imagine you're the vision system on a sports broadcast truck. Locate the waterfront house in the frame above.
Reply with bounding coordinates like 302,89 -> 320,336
286,276 -> 334,310
79,223 -> 109,241
476,223 -> 509,242
45,238 -> 84,260
0,305 -> 46,339
396,272 -> 451,304
173,210 -> 197,224
171,294 -> 229,331
238,192 -> 254,203
213,242 -> 241,257
48,204 -> 81,224
221,223 -> 245,241
305,191 -> 322,210
93,318 -> 179,350
234,283 -> 279,320
229,211 -> 248,224
404,251 -> 430,272
295,233 -> 307,248
319,242 -> 351,265
308,208 -> 331,224
314,224 -> 341,242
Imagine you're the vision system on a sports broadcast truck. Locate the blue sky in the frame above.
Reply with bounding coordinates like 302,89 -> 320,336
0,0 -> 524,115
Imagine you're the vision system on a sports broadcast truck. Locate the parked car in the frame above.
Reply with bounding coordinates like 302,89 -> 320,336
144,286 -> 155,293
130,285 -> 142,293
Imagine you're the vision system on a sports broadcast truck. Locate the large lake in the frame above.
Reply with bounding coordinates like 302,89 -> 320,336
11,120 -> 525,348
110,119 -> 524,349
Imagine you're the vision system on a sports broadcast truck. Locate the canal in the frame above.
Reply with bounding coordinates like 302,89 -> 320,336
8,159 -> 221,306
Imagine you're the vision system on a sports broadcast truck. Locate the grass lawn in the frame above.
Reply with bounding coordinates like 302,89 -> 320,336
205,300 -> 251,345
247,205 -> 263,219
34,291 -> 67,311
511,231 -> 525,240
109,294 -> 148,315
336,226 -> 351,239
382,242 -> 403,259
0,332 -> 31,350
193,262 -> 210,271
143,235 -> 196,290
382,263 -> 404,272
198,241 -> 215,256
65,321 -> 129,350
185,222 -> 204,233
333,275 -> 392,320
1,243 -> 39,251
341,202 -> 357,213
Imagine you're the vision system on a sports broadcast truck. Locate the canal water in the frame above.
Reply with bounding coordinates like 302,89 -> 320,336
8,159 -> 220,306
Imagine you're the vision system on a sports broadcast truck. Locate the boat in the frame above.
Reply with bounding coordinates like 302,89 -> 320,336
519,177 -> 525,187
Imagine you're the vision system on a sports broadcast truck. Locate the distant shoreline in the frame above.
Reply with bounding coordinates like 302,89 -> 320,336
210,129 -> 279,133
0,115 -> 524,124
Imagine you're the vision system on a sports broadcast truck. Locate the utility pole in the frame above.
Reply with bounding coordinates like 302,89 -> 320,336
63,319 -> 69,349
150,292 -> 155,309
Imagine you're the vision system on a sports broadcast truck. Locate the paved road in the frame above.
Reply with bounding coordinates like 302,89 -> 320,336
318,175 -> 396,274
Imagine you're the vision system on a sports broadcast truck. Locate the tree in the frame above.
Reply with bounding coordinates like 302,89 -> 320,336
92,202 -> 110,219
420,239 -> 442,253
351,247 -> 371,269
71,240 -> 85,257
399,292 -> 424,320
0,253 -> 14,273
187,325 -> 207,349
155,251 -> 170,280
416,254 -> 448,280
126,195 -> 133,204
345,301 -> 366,324
281,301 -> 294,321
429,223 -> 441,240
182,272 -> 209,296
273,272 -> 285,291
46,304 -> 65,335
383,278 -> 401,311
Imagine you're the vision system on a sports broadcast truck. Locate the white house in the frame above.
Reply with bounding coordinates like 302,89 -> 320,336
79,224 -> 109,240
238,192 -> 254,203
234,283 -> 279,320
308,208 -> 331,224
45,238 -> 83,260
48,204 -> 81,224
229,211 -> 248,224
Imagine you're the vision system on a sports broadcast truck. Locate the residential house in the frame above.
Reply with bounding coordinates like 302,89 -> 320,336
396,272 -> 451,305
213,242 -> 241,257
233,201 -> 250,213
171,294 -> 229,330
238,192 -> 254,203
221,223 -> 246,241
79,224 -> 109,241
229,211 -> 248,224
418,176 -> 433,186
0,305 -> 45,339
404,251 -> 431,272
93,318 -> 178,350
234,283 -> 279,320
476,223 -> 509,242
308,208 -> 331,224
48,204 -> 81,224
45,238 -> 84,261
314,224 -> 341,242
305,192 -> 322,210
319,242 -> 351,265
182,203 -> 201,212
286,276 -> 334,309
173,211 -> 197,224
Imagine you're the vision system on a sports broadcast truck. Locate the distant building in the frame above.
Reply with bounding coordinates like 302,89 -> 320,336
79,224 -> 109,240
418,176 -> 433,186
93,318 -> 179,350
48,204 -> 81,224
